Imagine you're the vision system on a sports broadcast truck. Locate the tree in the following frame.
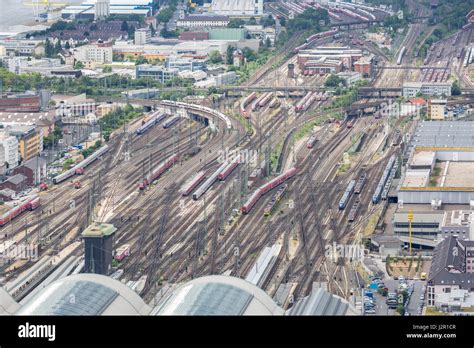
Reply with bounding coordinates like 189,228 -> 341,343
228,18 -> 245,28
248,17 -> 257,25
208,50 -> 223,64
226,45 -> 235,65
279,17 -> 286,27
265,37 -> 272,48
262,14 -> 275,27
325,74 -> 345,88
452,80 -> 461,96
121,20 -> 129,32
74,61 -> 84,69
45,38 -> 54,58
65,41 -> 70,49
242,47 -> 257,62
135,56 -> 149,65
54,40 -> 61,54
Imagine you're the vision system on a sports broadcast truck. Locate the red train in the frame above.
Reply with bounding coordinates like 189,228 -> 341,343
180,171 -> 206,196
241,167 -> 297,214
139,154 -> 178,190
217,161 -> 239,181
240,92 -> 258,118
0,195 -> 40,227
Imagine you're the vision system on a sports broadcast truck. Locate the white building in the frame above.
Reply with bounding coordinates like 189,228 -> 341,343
0,133 -> 19,169
402,82 -> 452,98
176,15 -> 229,28
73,43 -> 113,64
95,0 -> 110,20
210,0 -> 264,17
134,27 -> 151,45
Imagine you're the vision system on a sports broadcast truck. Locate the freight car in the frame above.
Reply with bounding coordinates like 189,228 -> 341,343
242,167 -> 297,214
348,199 -> 360,222
139,154 -> 178,190
263,184 -> 287,216
354,173 -> 367,194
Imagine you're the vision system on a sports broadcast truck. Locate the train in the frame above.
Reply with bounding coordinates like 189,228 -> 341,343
240,92 -> 258,118
463,47 -> 472,68
268,98 -> 280,109
114,244 -> 130,261
162,116 -> 180,129
397,47 -> 406,65
180,171 -> 206,196
436,47 -> 444,59
139,154 -> 178,190
263,184 -> 287,216
293,28 -> 339,54
217,160 -> 240,181
307,134 -> 318,149
372,155 -> 396,204
192,162 -> 228,200
258,93 -> 273,108
160,100 -> 232,130
338,179 -> 356,210
348,199 -> 360,222
0,195 -> 40,227
242,167 -> 297,214
53,145 -> 109,184
136,112 -> 167,135
295,92 -> 319,113
354,173 -> 367,194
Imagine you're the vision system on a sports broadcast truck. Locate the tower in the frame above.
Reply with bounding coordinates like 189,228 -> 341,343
82,223 -> 116,275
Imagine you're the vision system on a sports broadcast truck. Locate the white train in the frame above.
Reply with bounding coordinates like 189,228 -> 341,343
53,145 -> 109,184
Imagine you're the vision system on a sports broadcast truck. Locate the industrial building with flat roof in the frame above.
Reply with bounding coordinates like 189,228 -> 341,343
402,82 -> 452,97
62,0 -> 153,19
210,0 -> 264,17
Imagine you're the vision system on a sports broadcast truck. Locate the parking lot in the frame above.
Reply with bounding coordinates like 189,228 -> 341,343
364,277 -> 427,316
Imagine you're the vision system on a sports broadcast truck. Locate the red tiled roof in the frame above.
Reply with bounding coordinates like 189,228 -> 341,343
408,97 -> 426,105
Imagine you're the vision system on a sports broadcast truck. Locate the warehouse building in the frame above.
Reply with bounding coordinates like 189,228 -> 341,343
136,64 -> 178,83
402,82 -> 452,98
210,0 -> 264,17
176,14 -> 230,28
62,0 -> 153,19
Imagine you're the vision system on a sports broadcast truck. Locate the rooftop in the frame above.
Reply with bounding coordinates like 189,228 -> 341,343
81,223 -> 117,238
16,273 -> 151,315
410,121 -> 474,148
428,237 -> 474,287
152,275 -> 284,315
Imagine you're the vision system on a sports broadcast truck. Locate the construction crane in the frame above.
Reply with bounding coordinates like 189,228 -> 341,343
23,0 -> 67,22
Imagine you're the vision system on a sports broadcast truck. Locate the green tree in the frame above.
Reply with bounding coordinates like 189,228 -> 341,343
65,41 -> 70,49
121,20 -> 129,32
325,74 -> 345,88
135,56 -> 149,65
226,45 -> 235,65
74,61 -> 84,69
248,17 -> 257,25
228,18 -> 245,28
208,50 -> 223,64
452,80 -> 461,96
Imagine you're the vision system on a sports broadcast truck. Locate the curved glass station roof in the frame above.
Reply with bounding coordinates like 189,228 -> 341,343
152,275 -> 284,315
16,274 -> 151,315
